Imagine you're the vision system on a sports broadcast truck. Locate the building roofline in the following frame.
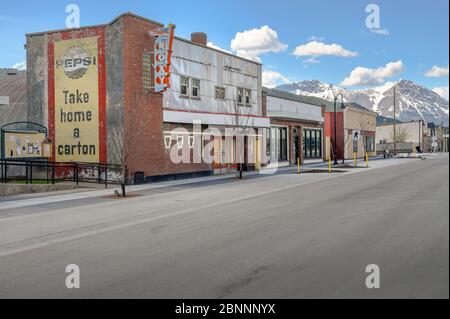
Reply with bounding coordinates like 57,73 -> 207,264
376,120 -> 423,127
263,86 -> 330,107
345,103 -> 378,115
173,36 -> 261,66
25,12 -> 261,66
25,12 -> 164,37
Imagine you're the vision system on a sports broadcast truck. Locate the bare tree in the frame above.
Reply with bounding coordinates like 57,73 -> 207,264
359,117 -> 371,153
389,125 -> 410,143
343,131 -> 352,161
225,87 -> 254,179
109,91 -> 149,196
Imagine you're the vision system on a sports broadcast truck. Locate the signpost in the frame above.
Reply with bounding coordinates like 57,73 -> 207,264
352,129 -> 361,141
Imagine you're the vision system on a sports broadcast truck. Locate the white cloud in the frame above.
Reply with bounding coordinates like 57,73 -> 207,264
262,70 -> 290,88
370,28 -> 390,36
303,57 -> 320,65
293,41 -> 358,58
425,65 -> 449,78
231,26 -> 288,62
340,60 -> 405,87
307,36 -> 324,42
433,86 -> 449,100
207,42 -> 231,54
12,61 -> 26,70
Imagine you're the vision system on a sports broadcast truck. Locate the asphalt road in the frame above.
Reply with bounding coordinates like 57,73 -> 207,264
0,155 -> 448,298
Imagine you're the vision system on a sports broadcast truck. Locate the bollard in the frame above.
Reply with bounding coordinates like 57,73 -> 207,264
366,152 -> 369,168
354,152 -> 357,167
328,157 -> 332,174
297,158 -> 301,175
255,139 -> 260,170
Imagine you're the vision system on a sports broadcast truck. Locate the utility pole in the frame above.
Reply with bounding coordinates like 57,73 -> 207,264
393,85 -> 397,155
333,93 -> 345,165
419,119 -> 421,152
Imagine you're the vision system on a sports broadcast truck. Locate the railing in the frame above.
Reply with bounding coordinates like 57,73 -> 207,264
0,159 -> 123,187
376,142 -> 415,154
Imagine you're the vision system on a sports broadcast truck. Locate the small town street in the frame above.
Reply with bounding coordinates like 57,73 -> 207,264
0,155 -> 448,299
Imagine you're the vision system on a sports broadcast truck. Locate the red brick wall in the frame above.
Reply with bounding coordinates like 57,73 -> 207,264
121,15 -> 211,179
324,111 -> 345,160
261,91 -> 267,117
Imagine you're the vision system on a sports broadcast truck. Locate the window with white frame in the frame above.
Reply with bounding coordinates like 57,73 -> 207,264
191,78 -> 200,98
180,76 -> 189,96
244,89 -> 251,105
237,88 -> 244,104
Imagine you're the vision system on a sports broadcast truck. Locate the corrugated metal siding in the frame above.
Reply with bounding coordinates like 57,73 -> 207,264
0,71 -> 27,127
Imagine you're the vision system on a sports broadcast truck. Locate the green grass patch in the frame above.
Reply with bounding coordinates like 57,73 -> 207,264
13,179 -> 60,185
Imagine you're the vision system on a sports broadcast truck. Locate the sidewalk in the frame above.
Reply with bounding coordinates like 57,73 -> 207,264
0,155 -> 429,212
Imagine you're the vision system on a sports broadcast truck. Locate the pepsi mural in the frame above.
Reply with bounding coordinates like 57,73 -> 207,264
50,33 -> 106,163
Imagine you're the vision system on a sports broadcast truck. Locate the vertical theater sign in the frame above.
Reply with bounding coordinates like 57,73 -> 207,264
150,24 -> 175,93
48,29 -> 106,163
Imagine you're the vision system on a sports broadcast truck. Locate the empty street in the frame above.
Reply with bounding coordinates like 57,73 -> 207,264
0,156 -> 448,299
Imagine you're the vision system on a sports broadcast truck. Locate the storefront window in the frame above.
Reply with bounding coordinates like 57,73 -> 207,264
365,136 -> 375,152
280,128 -> 287,161
303,129 -> 322,159
270,127 -> 288,162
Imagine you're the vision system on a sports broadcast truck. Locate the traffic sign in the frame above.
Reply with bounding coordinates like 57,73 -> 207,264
352,130 -> 362,141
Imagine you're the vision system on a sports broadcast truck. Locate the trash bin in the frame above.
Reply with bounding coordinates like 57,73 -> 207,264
134,171 -> 145,184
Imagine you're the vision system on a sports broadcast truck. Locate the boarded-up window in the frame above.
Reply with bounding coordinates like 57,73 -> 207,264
215,86 -> 225,100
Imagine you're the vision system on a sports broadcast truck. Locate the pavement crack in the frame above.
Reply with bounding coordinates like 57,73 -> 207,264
217,265 -> 270,298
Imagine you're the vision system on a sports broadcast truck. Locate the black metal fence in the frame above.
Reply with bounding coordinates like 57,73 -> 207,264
0,159 -> 123,187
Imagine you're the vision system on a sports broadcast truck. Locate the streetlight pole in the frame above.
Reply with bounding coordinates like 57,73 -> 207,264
393,85 -> 397,156
333,93 -> 345,165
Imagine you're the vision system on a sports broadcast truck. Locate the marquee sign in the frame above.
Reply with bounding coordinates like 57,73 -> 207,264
149,24 -> 176,93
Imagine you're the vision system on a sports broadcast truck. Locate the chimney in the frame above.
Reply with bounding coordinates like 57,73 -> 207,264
191,32 -> 207,46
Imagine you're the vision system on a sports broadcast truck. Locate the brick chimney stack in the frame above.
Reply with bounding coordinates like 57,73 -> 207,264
191,32 -> 207,46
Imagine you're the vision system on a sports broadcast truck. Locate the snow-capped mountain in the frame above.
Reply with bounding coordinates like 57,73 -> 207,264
276,80 -> 449,126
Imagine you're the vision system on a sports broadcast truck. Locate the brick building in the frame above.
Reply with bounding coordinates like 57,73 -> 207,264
324,102 -> 377,161
26,13 -> 270,182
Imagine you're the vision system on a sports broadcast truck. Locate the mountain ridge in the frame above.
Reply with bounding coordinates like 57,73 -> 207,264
276,80 -> 449,126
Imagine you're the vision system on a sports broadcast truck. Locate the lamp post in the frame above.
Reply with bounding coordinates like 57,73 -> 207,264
333,93 -> 345,165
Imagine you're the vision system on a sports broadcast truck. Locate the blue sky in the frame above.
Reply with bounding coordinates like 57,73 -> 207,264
1,0 -> 448,97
